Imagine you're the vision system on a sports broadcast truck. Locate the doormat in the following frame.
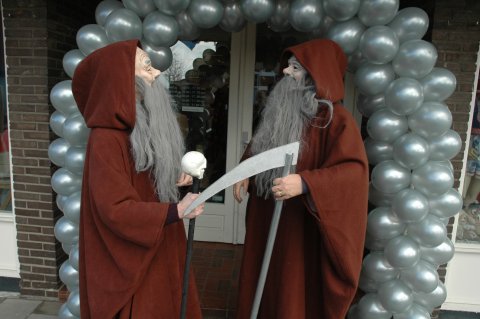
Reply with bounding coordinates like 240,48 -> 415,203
0,277 -> 20,292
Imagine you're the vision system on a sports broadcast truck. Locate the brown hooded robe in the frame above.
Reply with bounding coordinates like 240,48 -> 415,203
235,39 -> 369,319
72,40 -> 202,319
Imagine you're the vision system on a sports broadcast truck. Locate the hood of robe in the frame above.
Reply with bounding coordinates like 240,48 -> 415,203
72,40 -> 139,130
280,39 -> 347,103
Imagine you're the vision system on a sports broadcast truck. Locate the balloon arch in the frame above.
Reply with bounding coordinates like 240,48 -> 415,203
48,0 -> 463,318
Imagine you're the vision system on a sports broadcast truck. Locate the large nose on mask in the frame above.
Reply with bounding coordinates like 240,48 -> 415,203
283,66 -> 293,77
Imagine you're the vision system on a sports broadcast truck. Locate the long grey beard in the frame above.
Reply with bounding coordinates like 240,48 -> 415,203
251,76 -> 322,198
131,77 -> 185,202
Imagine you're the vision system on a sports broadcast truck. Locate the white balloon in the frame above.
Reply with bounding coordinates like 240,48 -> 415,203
385,77 -> 424,116
420,237 -> 455,267
50,80 -> 78,115
54,216 -> 79,245
392,40 -> 438,79
388,7 -> 429,43
428,189 -> 463,219
367,207 -> 406,240
412,161 -> 454,197
364,137 -> 393,165
76,24 -> 110,56
51,168 -> 82,196
421,67 -> 457,102
63,49 -> 85,79
378,279 -> 413,314
428,129 -> 462,161
355,63 -> 395,96
48,138 -> 71,168
362,252 -> 398,283
59,259 -> 79,290
371,160 -> 411,194
63,191 -> 82,224
63,112 -> 90,146
392,133 -> 430,169
359,25 -> 399,64
408,101 -> 452,139
50,110 -> 67,138
358,0 -> 399,26
384,235 -> 420,269
407,214 -> 447,248
400,260 -> 439,293
326,18 -> 366,55
367,109 -> 408,143
392,188 -> 429,223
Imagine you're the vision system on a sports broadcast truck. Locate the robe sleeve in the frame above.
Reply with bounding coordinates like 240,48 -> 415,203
87,130 -> 171,248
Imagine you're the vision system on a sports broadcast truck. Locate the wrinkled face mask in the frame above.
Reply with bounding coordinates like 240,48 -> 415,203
135,48 -> 161,85
282,56 -> 307,82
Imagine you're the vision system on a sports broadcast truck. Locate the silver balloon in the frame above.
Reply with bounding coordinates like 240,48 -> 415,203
67,288 -> 81,317
356,93 -> 385,118
367,207 -> 406,240
392,133 -> 430,169
371,160 -> 411,194
48,138 -> 71,168
63,112 -> 90,146
378,279 -> 413,314
50,111 -> 67,138
176,11 -> 201,41
392,303 -> 430,319
63,191 -> 82,224
220,2 -> 247,33
189,0 -> 224,28
384,235 -> 420,268
326,18 -> 366,55
428,129 -> 462,161
428,189 -> 463,219
63,49 -> 85,79
54,216 -> 79,245
56,194 -> 69,212
385,77 -> 424,116
365,232 -> 390,251
122,0 -> 156,17
412,161 -> 454,197
392,188 -> 429,223
62,243 -> 74,255
76,24 -> 110,56
59,259 -> 79,290
407,214 -> 447,247
367,109 -> 408,143
356,293 -> 392,319
50,80 -> 78,116
69,244 -> 80,271
388,7 -> 429,43
143,11 -> 179,47
65,146 -> 86,176
408,101 -> 452,139
141,40 -> 173,71
95,0 -> 125,26
267,0 -> 290,32
420,237 -> 455,267
362,252 -> 398,283
52,168 -> 82,196
413,280 -> 447,313
421,67 -> 457,102
400,260 -> 439,293
347,49 -> 366,73
154,0 -> 190,16
358,0 -> 399,26
58,303 -> 78,319
289,0 -> 323,32
368,182 -> 397,207
323,0 -> 360,22
311,15 -> 335,38
359,271 -> 379,293
105,8 -> 143,42
364,137 -> 393,165
392,40 -> 438,79
355,63 -> 395,96
240,0 -> 274,23
359,26 -> 399,64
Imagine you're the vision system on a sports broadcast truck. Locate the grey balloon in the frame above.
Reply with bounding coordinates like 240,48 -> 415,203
76,24 -> 110,56
55,216 -> 79,245
240,0 -> 274,23
359,271 -> 379,293
69,244 -> 80,270
408,101 -> 452,139
95,0 -> 124,26
428,129 -> 462,161
359,26 -> 399,64
50,80 -> 78,116
143,11 -> 178,47
63,112 -> 90,146
420,237 -> 455,267
365,232 -> 390,251
392,188 -> 429,223
371,160 -> 411,194
364,137 -> 393,165
267,0 -> 290,32
428,188 -> 463,219
388,7 -> 429,43
358,0 -> 399,27
289,0 -> 323,32
122,0 -> 156,18
59,259 -> 79,290
393,133 -> 430,169
189,0 -> 224,28
58,303 -> 77,319
400,260 -> 439,293
63,49 -> 85,79
356,93 -> 385,118
48,138 -> 71,168
413,280 -> 447,313
141,40 -> 173,71
176,11 -> 201,41
154,0 -> 190,16
377,279 -> 413,313
384,235 -> 420,269
385,77 -> 424,116
105,8 -> 143,43
50,110 -> 67,138
421,67 -> 457,102
51,168 -> 82,196
355,63 -> 395,96
67,288 -> 81,317
65,146 -> 86,176
63,191 -> 81,224
56,194 -> 69,212
220,1 -> 247,33
367,207 -> 406,240
362,252 -> 398,283
412,161 -> 454,197
356,293 -> 392,319
311,15 -> 335,38
367,109 -> 408,143
392,303 -> 431,319
347,49 -> 366,73
392,40 -> 438,79
327,18 -> 366,55
323,0 -> 360,22
407,214 -> 447,247
369,182 -> 397,207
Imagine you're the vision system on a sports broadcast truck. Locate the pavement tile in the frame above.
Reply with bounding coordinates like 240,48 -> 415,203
0,298 -> 42,319
32,300 -> 62,315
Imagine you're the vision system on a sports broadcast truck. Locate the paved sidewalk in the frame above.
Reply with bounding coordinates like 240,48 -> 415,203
0,292 -> 61,319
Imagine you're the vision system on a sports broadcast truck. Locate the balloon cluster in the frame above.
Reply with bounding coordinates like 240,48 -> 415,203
48,0 -> 463,318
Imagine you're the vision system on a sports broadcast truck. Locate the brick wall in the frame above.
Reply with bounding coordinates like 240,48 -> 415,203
3,0 -> 96,298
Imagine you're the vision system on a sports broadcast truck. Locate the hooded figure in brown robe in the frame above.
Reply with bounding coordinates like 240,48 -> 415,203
234,39 -> 369,318
72,40 -> 204,319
